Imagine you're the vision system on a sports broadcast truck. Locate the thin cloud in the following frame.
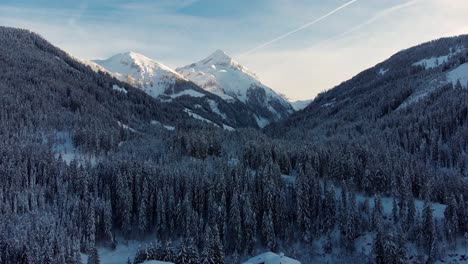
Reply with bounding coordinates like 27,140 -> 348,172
239,0 -> 359,58
309,0 -> 422,50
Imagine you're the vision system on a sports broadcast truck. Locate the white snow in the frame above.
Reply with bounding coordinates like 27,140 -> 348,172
325,181 -> 447,219
94,52 -> 189,98
243,252 -> 300,264
184,108 -> 217,125
254,115 -> 270,128
164,125 -> 176,131
398,76 -> 445,109
399,64 -> 467,109
53,131 -> 78,164
378,68 -> 388,76
282,174 -> 447,219
447,62 -> 468,88
208,99 -> 227,119
81,238 -> 149,264
289,99 -> 312,111
52,131 -> 97,165
413,56 -> 447,69
112,84 -> 128,94
117,121 -> 137,133
222,124 -> 235,131
171,89 -> 205,98
141,261 -> 174,264
64,51 -> 116,77
176,50 -> 291,109
184,108 -> 235,131
150,120 -> 175,131
413,47 -> 464,70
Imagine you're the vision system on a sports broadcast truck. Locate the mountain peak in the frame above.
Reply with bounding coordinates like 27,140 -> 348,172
210,49 -> 230,58
176,49 -> 295,125
95,51 -> 185,79
202,49 -> 234,66
113,51 -> 154,65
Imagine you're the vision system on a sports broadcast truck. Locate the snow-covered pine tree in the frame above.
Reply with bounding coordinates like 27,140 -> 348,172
242,195 -> 256,254
163,239 -> 176,263
444,196 -> 459,244
87,247 -> 100,264
373,229 -> 386,264
421,200 -> 436,254
345,192 -> 357,253
262,209 -> 277,250
228,191 -> 242,253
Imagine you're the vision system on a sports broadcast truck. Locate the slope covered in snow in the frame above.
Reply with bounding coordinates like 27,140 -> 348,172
94,52 -> 192,98
94,51 -> 268,128
289,99 -> 312,111
177,50 -> 294,125
177,50 -> 262,102
447,62 -> 468,88
413,47 -> 464,70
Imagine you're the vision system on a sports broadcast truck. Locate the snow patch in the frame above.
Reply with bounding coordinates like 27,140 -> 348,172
378,68 -> 388,76
325,181 -> 446,219
447,62 -> 468,88
52,131 -> 78,164
254,115 -> 270,128
243,252 -> 300,264
164,125 -> 176,131
184,108 -> 217,125
117,121 -> 137,133
289,99 -> 312,111
208,99 -> 227,119
81,238 -> 150,264
413,47 -> 464,69
171,89 -> 205,98
398,75 -> 447,109
51,131 -> 97,165
150,120 -> 175,131
321,102 -> 334,108
142,261 -> 174,264
222,124 -> 235,131
184,108 -> 234,131
112,84 -> 128,94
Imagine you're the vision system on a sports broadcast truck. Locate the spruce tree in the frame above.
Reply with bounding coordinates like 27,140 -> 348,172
421,200 -> 435,254
87,247 -> 100,264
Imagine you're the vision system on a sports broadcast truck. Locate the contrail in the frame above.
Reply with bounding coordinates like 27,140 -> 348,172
240,0 -> 359,57
308,0 -> 422,50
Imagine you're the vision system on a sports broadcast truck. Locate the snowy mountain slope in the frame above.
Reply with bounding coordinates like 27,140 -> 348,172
289,99 -> 312,111
447,62 -> 468,88
177,50 -> 294,127
412,46 -> 464,69
93,52 -> 193,98
95,52 -> 261,128
269,35 -> 468,163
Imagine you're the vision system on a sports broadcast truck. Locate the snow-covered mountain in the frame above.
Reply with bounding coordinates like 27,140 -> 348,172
93,52 -> 206,99
289,99 -> 313,111
94,51 -> 263,129
177,50 -> 294,127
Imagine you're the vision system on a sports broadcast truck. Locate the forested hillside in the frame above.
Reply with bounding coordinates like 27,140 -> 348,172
0,27 -> 466,264
269,35 -> 468,202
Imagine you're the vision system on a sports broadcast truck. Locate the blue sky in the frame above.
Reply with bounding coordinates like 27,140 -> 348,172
1,0 -> 468,100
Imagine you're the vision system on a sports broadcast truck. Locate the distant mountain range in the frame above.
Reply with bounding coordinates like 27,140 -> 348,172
93,50 -> 296,128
